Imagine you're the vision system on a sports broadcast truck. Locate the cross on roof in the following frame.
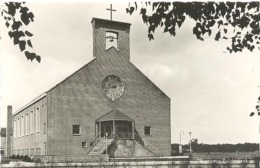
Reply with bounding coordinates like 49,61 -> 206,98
106,4 -> 116,20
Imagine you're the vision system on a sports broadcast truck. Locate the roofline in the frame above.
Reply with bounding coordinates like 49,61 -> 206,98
13,58 -> 97,116
14,92 -> 47,116
96,119 -> 134,122
91,17 -> 131,26
129,61 -> 171,100
46,58 -> 96,92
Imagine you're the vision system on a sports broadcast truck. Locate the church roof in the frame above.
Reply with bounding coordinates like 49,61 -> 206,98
96,110 -> 134,122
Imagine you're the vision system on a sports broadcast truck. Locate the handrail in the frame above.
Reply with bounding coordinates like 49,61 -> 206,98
84,133 -> 102,154
86,132 -> 117,154
96,132 -> 117,153
134,133 -> 159,156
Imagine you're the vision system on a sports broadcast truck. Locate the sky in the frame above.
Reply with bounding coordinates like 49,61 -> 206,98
0,2 -> 260,145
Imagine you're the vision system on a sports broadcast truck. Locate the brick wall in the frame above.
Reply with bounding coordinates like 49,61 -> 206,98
13,97 -> 47,156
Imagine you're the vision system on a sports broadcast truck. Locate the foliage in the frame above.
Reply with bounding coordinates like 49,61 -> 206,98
1,2 -> 40,62
23,155 -> 33,162
171,140 -> 259,153
250,96 -> 260,117
126,2 -> 260,53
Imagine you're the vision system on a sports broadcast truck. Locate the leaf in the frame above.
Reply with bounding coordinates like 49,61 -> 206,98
25,51 -> 36,61
250,112 -> 255,117
224,29 -> 227,34
129,6 -> 135,15
19,6 -> 29,13
8,31 -> 13,39
148,25 -> 155,33
28,12 -> 34,22
5,22 -> 10,27
217,20 -> 223,28
215,31 -> 221,41
148,33 -> 154,40
12,21 -> 22,31
6,2 -> 16,16
140,8 -> 146,15
19,40 -> 26,51
25,31 -> 33,37
21,13 -> 30,25
13,37 -> 20,45
27,40 -> 33,47
177,21 -> 183,28
36,55 -> 41,63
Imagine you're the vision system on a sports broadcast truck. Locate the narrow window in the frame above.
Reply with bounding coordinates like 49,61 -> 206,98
43,123 -> 46,134
14,120 -> 16,138
72,125 -> 80,135
106,31 -> 118,50
144,126 -> 151,135
36,107 -> 40,132
82,142 -> 87,148
21,116 -> 24,137
17,118 -> 20,138
25,113 -> 29,135
30,110 -> 34,134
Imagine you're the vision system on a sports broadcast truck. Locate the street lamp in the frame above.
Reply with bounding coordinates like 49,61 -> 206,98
189,132 -> 192,154
179,131 -> 184,154
105,133 -> 108,154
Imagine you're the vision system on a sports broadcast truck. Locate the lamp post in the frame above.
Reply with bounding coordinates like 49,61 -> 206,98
189,132 -> 192,154
179,131 -> 184,154
105,133 -> 108,154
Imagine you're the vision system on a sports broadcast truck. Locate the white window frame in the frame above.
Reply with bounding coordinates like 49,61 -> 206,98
72,125 -> 81,135
21,115 -> 24,137
14,120 -> 16,139
30,110 -> 34,134
36,107 -> 40,133
25,113 -> 29,135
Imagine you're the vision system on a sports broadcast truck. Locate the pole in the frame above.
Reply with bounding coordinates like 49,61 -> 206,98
105,133 -> 108,154
179,131 -> 184,154
189,132 -> 192,154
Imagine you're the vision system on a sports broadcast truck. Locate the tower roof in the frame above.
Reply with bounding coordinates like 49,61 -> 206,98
96,110 -> 134,122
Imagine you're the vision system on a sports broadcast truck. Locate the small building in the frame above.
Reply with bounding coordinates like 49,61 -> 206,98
6,18 -> 171,158
0,128 -> 6,156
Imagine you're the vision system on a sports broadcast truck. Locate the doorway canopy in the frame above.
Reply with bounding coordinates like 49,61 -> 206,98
95,110 -> 135,139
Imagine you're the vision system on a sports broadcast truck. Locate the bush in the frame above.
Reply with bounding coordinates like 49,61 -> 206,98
23,155 -> 33,162
10,155 -> 16,159
34,158 -> 41,164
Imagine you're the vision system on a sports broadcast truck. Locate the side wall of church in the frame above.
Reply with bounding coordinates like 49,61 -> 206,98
13,97 -> 47,156
46,56 -> 171,156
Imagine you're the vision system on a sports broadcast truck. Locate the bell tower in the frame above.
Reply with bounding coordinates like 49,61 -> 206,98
91,18 -> 131,61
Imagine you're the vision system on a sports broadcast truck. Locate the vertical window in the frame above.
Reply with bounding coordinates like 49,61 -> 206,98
30,110 -> 34,134
17,118 -> 20,138
30,148 -> 34,155
72,125 -> 80,135
82,142 -> 87,148
43,123 -> 46,134
14,120 -> 16,138
144,126 -> 151,135
21,116 -> 24,137
36,107 -> 40,132
106,31 -> 118,50
25,113 -> 29,135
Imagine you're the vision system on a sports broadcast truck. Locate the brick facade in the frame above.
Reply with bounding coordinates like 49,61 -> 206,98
11,18 -> 171,157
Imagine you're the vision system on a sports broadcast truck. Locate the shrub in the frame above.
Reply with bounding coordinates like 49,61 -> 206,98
23,155 -> 33,162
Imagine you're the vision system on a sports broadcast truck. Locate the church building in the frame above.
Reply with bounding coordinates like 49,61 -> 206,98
6,17 -> 171,158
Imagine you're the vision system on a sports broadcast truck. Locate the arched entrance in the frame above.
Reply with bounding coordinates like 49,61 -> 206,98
95,110 -> 135,139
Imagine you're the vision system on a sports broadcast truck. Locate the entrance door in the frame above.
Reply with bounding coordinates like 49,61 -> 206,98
101,125 -> 112,138
116,123 -> 131,139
